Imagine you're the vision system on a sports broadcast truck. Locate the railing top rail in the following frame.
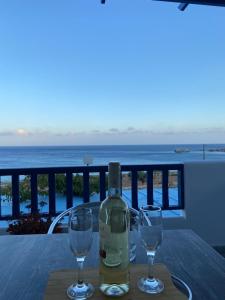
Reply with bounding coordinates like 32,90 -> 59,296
0,163 -> 184,176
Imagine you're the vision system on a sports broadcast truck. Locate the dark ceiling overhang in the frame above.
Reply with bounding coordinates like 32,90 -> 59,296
101,0 -> 225,11
154,0 -> 225,9
101,0 -> 225,5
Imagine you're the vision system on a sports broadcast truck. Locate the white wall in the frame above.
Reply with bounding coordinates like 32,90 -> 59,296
164,161 -> 225,246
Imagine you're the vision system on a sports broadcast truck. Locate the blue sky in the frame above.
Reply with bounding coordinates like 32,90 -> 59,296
0,0 -> 225,145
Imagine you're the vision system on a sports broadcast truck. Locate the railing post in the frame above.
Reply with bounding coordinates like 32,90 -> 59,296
12,174 -> 20,218
0,176 -> 2,218
147,170 -> 154,205
83,170 -> 89,203
49,173 -> 56,215
100,171 -> 106,201
66,172 -> 73,209
178,167 -> 185,209
31,173 -> 38,214
131,170 -> 138,210
162,169 -> 169,209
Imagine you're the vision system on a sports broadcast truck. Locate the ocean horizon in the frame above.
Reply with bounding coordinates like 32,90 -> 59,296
0,144 -> 225,168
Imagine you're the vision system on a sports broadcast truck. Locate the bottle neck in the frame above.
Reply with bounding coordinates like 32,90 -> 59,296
108,187 -> 121,198
108,162 -> 121,198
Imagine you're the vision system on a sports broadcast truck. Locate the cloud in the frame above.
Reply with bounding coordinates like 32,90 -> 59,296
0,126 -> 225,141
47,126 -> 225,136
91,129 -> 101,134
109,128 -> 119,132
0,129 -> 30,137
16,128 -> 30,136
127,126 -> 135,131
0,128 -> 48,137
0,130 -> 15,136
54,130 -> 87,137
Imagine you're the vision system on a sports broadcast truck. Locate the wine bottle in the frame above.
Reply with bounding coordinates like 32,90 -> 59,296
99,162 -> 130,296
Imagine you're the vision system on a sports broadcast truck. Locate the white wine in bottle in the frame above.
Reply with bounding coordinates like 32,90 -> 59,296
99,162 -> 130,296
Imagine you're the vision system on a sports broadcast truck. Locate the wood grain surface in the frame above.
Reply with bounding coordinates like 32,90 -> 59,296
0,230 -> 224,299
45,264 -> 187,300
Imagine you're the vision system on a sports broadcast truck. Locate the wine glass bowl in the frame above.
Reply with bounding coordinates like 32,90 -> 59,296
67,207 -> 94,300
137,205 -> 164,294
129,209 -> 139,262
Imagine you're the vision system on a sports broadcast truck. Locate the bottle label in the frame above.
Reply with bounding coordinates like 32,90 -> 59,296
99,214 -> 129,268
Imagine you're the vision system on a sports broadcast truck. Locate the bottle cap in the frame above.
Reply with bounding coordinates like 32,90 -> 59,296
108,162 -> 120,189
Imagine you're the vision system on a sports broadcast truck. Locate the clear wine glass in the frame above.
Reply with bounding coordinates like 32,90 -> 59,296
67,207 -> 94,300
137,205 -> 164,294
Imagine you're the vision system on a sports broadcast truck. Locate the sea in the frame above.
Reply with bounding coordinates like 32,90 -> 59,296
0,144 -> 225,223
0,144 -> 225,168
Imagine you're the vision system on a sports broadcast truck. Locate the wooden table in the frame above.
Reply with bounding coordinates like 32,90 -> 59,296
0,230 -> 224,300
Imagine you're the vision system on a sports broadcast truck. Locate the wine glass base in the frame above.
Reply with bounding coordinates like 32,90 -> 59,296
67,282 -> 94,299
137,277 -> 164,294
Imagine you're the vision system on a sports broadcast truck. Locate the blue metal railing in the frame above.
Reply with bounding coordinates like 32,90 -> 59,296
0,164 -> 184,220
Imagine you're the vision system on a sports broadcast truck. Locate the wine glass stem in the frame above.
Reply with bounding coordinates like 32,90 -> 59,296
147,251 -> 155,279
77,257 -> 85,285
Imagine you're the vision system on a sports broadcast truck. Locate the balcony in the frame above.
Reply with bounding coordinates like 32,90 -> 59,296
0,161 -> 225,248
